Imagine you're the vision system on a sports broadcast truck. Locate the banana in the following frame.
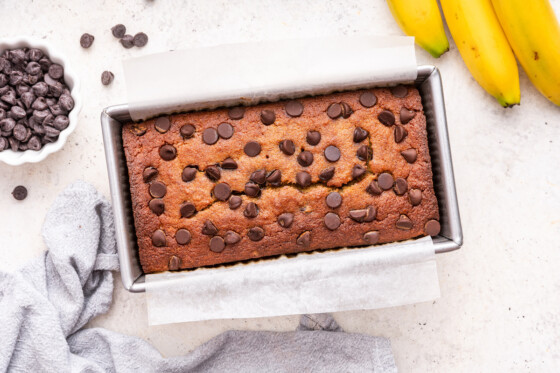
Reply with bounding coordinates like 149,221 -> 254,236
386,0 -> 449,58
491,0 -> 560,106
440,0 -> 520,107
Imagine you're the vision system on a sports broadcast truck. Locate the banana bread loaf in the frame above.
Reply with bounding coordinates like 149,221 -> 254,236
122,85 -> 440,274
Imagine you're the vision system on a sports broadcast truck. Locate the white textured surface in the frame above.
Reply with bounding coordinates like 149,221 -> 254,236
0,0 -> 559,371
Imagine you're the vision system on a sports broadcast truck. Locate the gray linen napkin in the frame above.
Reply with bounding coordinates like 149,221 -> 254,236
0,181 -> 397,373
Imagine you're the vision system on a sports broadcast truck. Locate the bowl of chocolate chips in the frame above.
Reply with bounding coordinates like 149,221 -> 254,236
0,37 -> 81,165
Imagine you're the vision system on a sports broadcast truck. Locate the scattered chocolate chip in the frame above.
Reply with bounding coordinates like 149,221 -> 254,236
359,92 -> 377,107
366,182 -> 381,198
378,110 -> 395,126
260,109 -> 276,125
326,192 -> 342,209
217,122 -> 234,139
401,148 -> 417,163
267,169 -> 282,186
149,199 -> 165,215
182,167 -> 197,182
133,32 -> 149,47
244,182 -> 261,197
396,215 -> 413,230
306,131 -> 321,146
130,122 -> 147,136
400,107 -> 416,124
364,206 -> 377,222
277,213 -> 294,228
390,85 -> 408,98
228,106 -> 245,120
250,169 -> 267,184
394,178 -> 408,195
248,227 -> 265,241
48,64 -> 64,79
244,202 -> 259,218
180,124 -> 195,138
285,100 -> 303,117
159,144 -> 177,160
244,141 -> 261,157
143,167 -> 158,183
352,164 -> 366,179
409,189 -> 422,206
152,230 -> 166,247
349,209 -> 367,222
297,151 -> 313,167
279,139 -> 295,155
149,181 -> 167,198
155,117 -> 171,133
324,212 -> 341,230
180,202 -> 196,218
111,24 -> 126,38
80,33 -> 95,48
363,231 -> 380,245
202,128 -> 219,145
394,126 -> 408,143
357,145 -> 373,161
341,102 -> 353,118
296,171 -> 311,187
228,195 -> 242,209
327,103 -> 342,119
202,220 -> 218,235
11,185 -> 27,200
324,145 -> 341,162
168,256 -> 181,270
425,220 -> 441,236
120,34 -> 134,49
224,231 -> 241,245
297,231 -> 311,246
378,173 -> 394,190
353,127 -> 368,143
209,236 -> 225,252
214,183 -> 231,201
221,157 -> 238,169
319,167 -> 335,182
205,165 -> 221,181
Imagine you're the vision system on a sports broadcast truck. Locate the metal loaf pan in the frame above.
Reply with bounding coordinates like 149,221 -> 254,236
101,65 -> 463,293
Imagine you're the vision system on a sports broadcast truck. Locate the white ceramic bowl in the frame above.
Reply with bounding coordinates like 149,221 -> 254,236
0,36 -> 81,165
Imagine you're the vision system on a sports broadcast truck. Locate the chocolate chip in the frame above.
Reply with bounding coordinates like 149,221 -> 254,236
245,182 -> 261,197
224,231 -> 241,245
149,181 -> 167,198
130,122 -> 147,136
279,139 -> 295,155
217,122 -> 234,139
48,64 -> 64,79
205,165 -> 221,181
341,102 -> 353,118
297,231 -> 311,246
228,106 -> 245,120
10,106 -> 26,119
168,256 -> 181,270
11,185 -> 27,200
260,110 -> 275,125
401,149 -> 417,163
425,220 -> 441,236
159,144 -> 177,160
324,145 -> 340,162
394,178 -> 408,195
359,91 -> 377,107
390,85 -> 408,98
266,169 -> 282,186
352,164 -> 366,179
394,126 -> 408,143
306,131 -> 321,146
244,202 -> 259,218
400,107 -> 416,124
25,62 -> 41,75
349,209 -> 367,222
32,97 -> 47,110
27,48 -> 43,62
364,206 -> 376,222
214,183 -> 231,201
149,199 -> 165,215
155,117 -> 171,133
27,136 -> 41,150
244,141 -> 261,157
378,173 -> 394,190
133,32 -> 149,47
182,167 -> 197,182
297,151 -> 313,167
202,128 -> 219,145
209,237 -> 225,252
152,230 -> 166,247
229,195 -> 242,209
353,127 -> 368,143
120,34 -> 134,49
285,100 -> 303,117
363,231 -> 380,245
296,171 -> 311,187
378,110 -> 395,126
409,189 -> 422,206
143,167 -> 158,183
221,157 -> 238,170
277,213 -> 294,228
319,167 -> 335,182
324,212 -> 341,230
100,70 -> 114,86
248,227 -> 265,241
111,24 -> 126,38
250,169 -> 267,184
366,180 -> 382,195
180,124 -> 195,138
326,192 -> 342,209
180,202 -> 197,218
327,103 -> 342,119
59,94 -> 74,111
202,220 -> 218,236
396,215 -> 413,230
80,33 -> 95,48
